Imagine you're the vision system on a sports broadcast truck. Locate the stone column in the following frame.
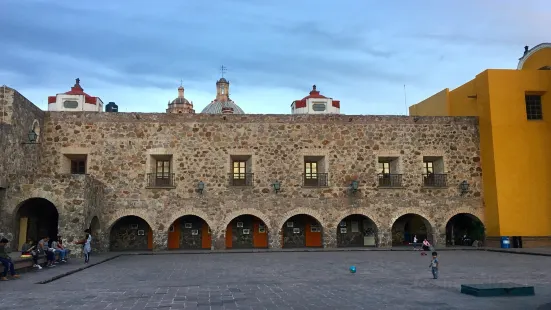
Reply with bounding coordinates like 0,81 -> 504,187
323,227 -> 337,248
212,229 -> 226,250
269,228 -> 281,249
431,227 -> 446,247
377,227 -> 392,248
153,230 -> 168,251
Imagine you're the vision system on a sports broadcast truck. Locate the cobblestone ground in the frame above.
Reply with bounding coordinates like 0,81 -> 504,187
0,251 -> 550,310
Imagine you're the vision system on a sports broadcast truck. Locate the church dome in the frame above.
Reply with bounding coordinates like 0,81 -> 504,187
170,97 -> 191,105
201,100 -> 245,114
166,85 -> 195,114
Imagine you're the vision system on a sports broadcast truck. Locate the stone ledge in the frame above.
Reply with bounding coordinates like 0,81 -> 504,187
145,186 -> 176,190
421,186 -> 449,189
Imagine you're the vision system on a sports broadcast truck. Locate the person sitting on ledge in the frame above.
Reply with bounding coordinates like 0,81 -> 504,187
51,236 -> 68,263
0,238 -> 21,280
21,239 -> 42,269
38,236 -> 56,268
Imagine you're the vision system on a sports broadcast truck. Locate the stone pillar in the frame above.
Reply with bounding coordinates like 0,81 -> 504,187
269,228 -> 281,249
323,227 -> 337,248
153,230 -> 168,251
377,228 -> 392,248
212,229 -> 226,250
432,228 -> 446,247
95,231 -> 109,253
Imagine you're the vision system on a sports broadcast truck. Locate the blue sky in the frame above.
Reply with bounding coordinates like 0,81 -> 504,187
0,0 -> 549,115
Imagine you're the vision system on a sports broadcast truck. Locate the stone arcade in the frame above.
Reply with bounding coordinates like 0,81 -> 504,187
0,86 -> 484,254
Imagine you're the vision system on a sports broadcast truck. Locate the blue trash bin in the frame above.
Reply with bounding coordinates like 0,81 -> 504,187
500,236 -> 510,249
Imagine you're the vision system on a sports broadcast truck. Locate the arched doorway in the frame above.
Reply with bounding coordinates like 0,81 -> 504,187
226,215 -> 268,249
282,214 -> 322,248
168,215 -> 211,250
391,214 -> 432,246
337,214 -> 378,247
89,216 -> 100,252
109,216 -> 153,251
15,198 -> 59,251
446,213 -> 485,246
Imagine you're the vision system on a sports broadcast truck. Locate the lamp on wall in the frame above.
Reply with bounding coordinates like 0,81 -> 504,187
460,180 -> 469,195
272,180 -> 281,193
197,181 -> 205,194
349,179 -> 359,194
22,129 -> 38,144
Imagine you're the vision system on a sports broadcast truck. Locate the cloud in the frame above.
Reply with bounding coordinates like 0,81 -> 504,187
1,0 -> 549,116
0,0 -> 415,94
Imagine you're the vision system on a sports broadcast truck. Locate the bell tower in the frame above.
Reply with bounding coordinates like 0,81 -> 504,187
216,65 -> 230,101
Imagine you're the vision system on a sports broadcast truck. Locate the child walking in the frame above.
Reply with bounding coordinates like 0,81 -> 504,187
429,251 -> 439,279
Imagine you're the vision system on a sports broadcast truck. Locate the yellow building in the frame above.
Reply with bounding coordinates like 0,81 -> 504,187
410,43 -> 551,248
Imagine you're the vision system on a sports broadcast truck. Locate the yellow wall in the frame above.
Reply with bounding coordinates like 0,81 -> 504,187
448,80 -> 479,116
410,46 -> 551,238
408,89 -> 449,116
486,69 -> 551,236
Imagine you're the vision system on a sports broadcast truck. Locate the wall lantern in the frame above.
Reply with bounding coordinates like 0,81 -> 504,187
22,129 -> 38,144
349,180 -> 359,193
272,180 -> 281,193
197,181 -> 205,194
460,180 -> 469,195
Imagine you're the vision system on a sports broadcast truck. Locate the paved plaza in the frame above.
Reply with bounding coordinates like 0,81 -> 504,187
0,251 -> 550,309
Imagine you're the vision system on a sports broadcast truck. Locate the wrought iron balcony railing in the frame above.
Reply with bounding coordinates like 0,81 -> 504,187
378,173 -> 403,187
422,173 -> 447,187
147,173 -> 175,188
302,173 -> 329,187
228,173 -> 254,186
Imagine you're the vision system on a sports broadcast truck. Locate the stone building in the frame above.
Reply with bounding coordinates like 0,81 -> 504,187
0,85 -> 484,254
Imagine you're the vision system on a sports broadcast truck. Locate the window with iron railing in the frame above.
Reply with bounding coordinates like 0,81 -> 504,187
303,161 -> 328,186
229,160 -> 253,186
145,160 -> 175,187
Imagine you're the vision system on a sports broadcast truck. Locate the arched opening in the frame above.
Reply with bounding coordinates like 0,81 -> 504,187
109,216 -> 153,251
89,216 -> 100,252
15,198 -> 59,251
337,214 -> 378,247
226,215 -> 268,249
282,214 -> 322,248
446,213 -> 485,246
391,214 -> 432,246
168,215 -> 211,250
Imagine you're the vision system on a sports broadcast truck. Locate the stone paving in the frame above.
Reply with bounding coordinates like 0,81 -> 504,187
0,251 -> 550,309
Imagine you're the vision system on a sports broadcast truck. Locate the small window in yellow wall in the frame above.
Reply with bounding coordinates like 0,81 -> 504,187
525,95 -> 542,120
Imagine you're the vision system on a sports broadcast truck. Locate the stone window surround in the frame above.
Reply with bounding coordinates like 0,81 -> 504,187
145,148 -> 177,187
373,150 -> 403,185
227,150 -> 256,186
60,147 -> 91,175
420,151 -> 448,188
299,150 -> 330,187
421,153 -> 447,174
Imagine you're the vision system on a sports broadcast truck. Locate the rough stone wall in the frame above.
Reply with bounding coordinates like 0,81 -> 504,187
19,112 -> 484,250
3,173 -> 105,254
0,87 -> 45,242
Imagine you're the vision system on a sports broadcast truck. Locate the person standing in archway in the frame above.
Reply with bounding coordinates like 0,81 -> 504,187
75,229 -> 92,264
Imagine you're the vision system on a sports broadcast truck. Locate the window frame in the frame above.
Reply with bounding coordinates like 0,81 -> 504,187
423,161 -> 434,175
525,95 -> 543,120
70,159 -> 86,174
